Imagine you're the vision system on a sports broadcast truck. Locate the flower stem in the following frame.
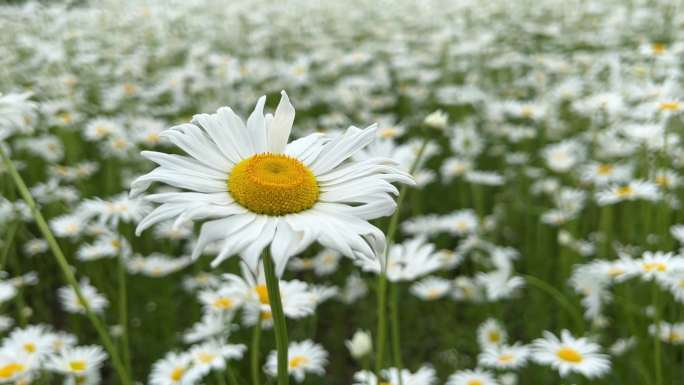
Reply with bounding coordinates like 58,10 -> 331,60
652,283 -> 662,385
251,318 -> 262,385
226,361 -> 240,385
117,249 -> 132,376
0,146 -> 132,385
375,138 -> 428,379
389,282 -> 403,385
263,251 -> 289,385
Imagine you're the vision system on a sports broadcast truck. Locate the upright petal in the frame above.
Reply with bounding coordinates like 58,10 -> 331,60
268,91 -> 295,153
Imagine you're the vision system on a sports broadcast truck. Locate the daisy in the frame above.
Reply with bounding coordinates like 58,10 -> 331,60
149,352 -> 201,385
345,330 -> 372,359
0,349 -> 35,384
477,319 -> 507,349
411,277 -> 451,300
3,325 -> 53,359
649,322 -> 684,345
182,313 -> 232,344
531,330 -> 610,378
478,343 -> 530,369
131,91 -> 413,275
446,369 -> 499,385
360,237 -> 440,281
188,339 -> 246,374
58,280 -> 109,314
595,180 -> 660,205
46,345 -> 107,375
632,251 -> 682,282
198,286 -> 244,314
353,366 -> 437,385
264,340 -> 327,383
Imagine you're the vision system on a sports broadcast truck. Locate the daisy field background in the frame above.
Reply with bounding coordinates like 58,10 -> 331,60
1,0 -> 684,384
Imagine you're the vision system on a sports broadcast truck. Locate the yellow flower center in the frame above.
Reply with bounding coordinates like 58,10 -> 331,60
556,347 -> 583,363
288,355 -> 309,369
170,367 -> 184,382
596,164 -> 613,176
655,175 -> 670,187
197,352 -> 216,364
642,262 -> 667,272
651,42 -> 667,54
212,297 -> 234,310
228,154 -> 319,215
23,343 -> 36,353
467,380 -> 483,385
616,186 -> 633,198
0,363 -> 24,379
488,331 -> 501,343
255,285 -> 270,305
498,353 -> 514,364
659,101 -> 681,111
69,360 -> 87,372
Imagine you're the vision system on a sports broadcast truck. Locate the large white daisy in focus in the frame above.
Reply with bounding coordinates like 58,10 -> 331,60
131,91 -> 413,275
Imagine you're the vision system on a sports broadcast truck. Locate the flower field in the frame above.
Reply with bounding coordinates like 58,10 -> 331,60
1,1 -> 684,384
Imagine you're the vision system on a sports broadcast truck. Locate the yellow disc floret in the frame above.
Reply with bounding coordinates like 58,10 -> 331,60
228,154 -> 319,215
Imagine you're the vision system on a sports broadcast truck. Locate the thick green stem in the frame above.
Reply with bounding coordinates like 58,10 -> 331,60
0,221 -> 18,271
250,319 -> 262,385
263,251 -> 289,385
0,146 -> 131,385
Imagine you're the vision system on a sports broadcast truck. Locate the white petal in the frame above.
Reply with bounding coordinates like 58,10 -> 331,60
246,96 -> 268,154
268,91 -> 295,153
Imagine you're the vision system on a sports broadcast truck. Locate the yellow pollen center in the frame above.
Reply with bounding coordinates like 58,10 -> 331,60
255,285 -> 270,305
69,360 -> 87,372
659,101 -> 681,111
556,347 -> 583,363
488,331 -> 501,343
616,186 -> 633,198
498,353 -> 514,363
197,352 -> 216,363
288,356 -> 309,369
23,343 -> 35,353
213,297 -> 234,310
655,175 -> 670,187
170,367 -> 184,382
228,154 -> 319,215
642,262 -> 667,272
467,380 -> 483,385
0,363 -> 24,379
596,164 -> 613,176
652,43 -> 667,54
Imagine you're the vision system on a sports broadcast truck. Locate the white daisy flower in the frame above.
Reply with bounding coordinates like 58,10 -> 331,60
531,330 -> 610,378
478,343 -> 530,369
149,352 -> 202,385
353,366 -> 437,385
46,345 -> 107,375
410,276 -> 451,300
477,319 -> 507,349
188,339 -> 246,374
265,340 -> 328,383
58,280 -> 109,315
447,369 -> 499,385
131,91 -> 413,275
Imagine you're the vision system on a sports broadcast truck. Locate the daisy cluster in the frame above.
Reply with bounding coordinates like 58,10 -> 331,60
1,0 -> 684,384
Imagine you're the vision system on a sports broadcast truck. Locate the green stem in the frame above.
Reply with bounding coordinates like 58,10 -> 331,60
263,251 -> 289,385
215,369 -> 227,385
226,362 -> 240,385
652,283 -> 662,385
250,319 -> 262,385
117,249 -> 132,376
0,146 -> 132,385
389,283 -> 403,385
0,221 -> 19,271
524,274 -> 584,333
375,138 -> 429,379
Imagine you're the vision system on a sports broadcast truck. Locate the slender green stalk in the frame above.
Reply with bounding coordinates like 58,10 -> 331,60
117,249 -> 132,376
214,369 -> 227,385
389,283 -> 403,385
524,274 -> 584,333
0,221 -> 19,271
263,251 -> 289,385
225,362 -> 240,385
0,146 -> 131,385
652,283 -> 662,385
250,318 -> 262,385
375,138 -> 429,379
